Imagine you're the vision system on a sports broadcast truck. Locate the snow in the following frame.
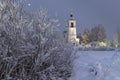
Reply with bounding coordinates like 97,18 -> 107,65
69,51 -> 120,80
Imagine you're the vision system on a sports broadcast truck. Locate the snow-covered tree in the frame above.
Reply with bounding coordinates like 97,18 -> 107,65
0,0 -> 73,80
89,63 -> 103,80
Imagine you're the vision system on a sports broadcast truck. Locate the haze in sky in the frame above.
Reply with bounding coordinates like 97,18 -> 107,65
25,0 -> 120,39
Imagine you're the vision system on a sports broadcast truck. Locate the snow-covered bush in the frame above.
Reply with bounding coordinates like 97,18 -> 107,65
88,63 -> 104,80
0,0 -> 73,80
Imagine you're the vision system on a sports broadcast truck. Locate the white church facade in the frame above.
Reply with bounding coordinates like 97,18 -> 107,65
64,12 -> 80,46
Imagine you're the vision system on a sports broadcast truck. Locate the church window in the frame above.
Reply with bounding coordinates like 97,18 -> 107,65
71,22 -> 74,27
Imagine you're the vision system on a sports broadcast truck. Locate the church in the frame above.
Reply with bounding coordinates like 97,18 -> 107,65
63,12 -> 80,46
63,12 -> 108,47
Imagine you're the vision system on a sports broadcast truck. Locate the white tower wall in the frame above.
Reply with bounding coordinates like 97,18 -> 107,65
66,12 -> 80,46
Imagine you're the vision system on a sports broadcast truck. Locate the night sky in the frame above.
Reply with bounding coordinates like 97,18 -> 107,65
25,0 -> 120,39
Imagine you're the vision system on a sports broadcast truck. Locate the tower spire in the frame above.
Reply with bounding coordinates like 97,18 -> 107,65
70,10 -> 74,19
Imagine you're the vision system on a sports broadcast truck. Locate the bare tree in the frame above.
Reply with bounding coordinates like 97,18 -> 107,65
113,27 -> 120,47
89,24 -> 107,42
81,28 -> 90,45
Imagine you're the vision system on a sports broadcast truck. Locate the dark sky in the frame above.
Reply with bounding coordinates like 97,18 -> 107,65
25,0 -> 120,39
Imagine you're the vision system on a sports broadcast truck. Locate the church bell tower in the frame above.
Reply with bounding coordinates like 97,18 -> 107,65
66,12 -> 79,46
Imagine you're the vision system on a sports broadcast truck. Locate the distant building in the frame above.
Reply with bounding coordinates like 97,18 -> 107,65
64,12 -> 79,46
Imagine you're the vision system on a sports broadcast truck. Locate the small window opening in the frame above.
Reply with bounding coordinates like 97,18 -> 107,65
71,22 -> 74,27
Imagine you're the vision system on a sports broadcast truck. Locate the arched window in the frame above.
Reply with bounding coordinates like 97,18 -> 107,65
71,22 -> 74,27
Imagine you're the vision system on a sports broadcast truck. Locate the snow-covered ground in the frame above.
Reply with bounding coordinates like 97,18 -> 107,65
69,51 -> 120,80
